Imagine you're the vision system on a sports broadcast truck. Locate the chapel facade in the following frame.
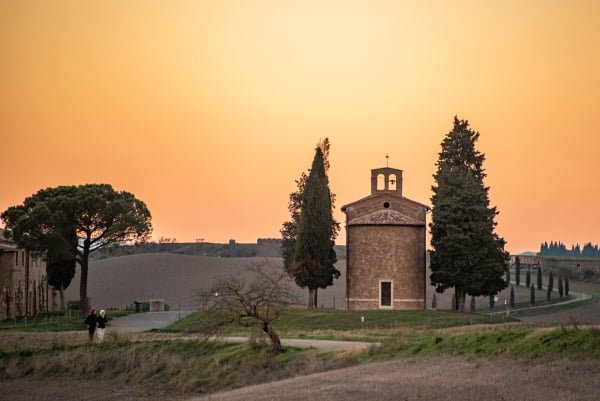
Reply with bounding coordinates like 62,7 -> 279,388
341,167 -> 428,310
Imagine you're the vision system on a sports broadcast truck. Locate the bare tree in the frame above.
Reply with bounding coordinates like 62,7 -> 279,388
197,260 -> 300,354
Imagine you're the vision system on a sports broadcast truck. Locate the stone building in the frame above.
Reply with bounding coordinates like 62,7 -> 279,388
341,167 -> 429,310
0,229 -> 48,320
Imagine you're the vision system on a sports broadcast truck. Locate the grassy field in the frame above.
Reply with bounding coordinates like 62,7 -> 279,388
2,308 -> 600,400
3,255 -> 600,400
0,309 -> 131,332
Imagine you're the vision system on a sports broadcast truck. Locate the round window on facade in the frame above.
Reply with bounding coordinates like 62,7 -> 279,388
383,202 -> 390,208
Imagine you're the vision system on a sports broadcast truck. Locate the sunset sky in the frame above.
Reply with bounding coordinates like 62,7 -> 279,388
1,1 -> 599,254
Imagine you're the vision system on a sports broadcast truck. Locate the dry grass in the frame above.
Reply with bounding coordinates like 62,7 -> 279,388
195,356 -> 600,401
6,254 -> 600,401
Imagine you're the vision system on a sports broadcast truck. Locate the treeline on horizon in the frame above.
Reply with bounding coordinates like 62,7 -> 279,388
538,241 -> 600,258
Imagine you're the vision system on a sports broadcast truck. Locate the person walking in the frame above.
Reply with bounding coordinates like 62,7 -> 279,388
96,309 -> 107,342
84,308 -> 98,341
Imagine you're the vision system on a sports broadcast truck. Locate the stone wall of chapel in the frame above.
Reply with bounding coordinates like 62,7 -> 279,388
346,225 -> 425,310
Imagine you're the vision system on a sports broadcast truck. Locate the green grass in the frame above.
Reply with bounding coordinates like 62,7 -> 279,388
0,310 -> 132,332
161,308 -> 517,340
2,306 -> 600,396
3,325 -> 599,395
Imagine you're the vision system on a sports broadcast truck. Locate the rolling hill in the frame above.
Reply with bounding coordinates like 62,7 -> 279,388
63,254 -> 347,310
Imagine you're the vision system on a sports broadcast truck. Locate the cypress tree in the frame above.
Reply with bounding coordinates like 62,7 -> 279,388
558,275 -> 564,299
282,139 -> 340,309
530,284 -> 535,305
525,269 -> 531,288
565,275 -> 570,296
547,271 -> 554,301
46,229 -> 77,311
537,267 -> 543,290
429,117 -> 508,311
515,257 -> 521,286
510,285 -> 515,308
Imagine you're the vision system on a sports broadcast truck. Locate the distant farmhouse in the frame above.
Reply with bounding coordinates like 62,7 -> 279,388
0,229 -> 48,320
509,255 -> 544,269
342,167 -> 429,310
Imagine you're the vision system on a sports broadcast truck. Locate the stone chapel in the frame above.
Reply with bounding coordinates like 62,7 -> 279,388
341,167 -> 429,310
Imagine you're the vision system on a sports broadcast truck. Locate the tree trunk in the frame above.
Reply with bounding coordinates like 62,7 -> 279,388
59,284 -> 65,311
262,323 -> 282,354
79,239 -> 91,314
307,288 -> 316,309
455,288 -> 467,312
79,261 -> 88,314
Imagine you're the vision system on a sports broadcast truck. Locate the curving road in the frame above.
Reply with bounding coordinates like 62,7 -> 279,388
108,311 -> 374,350
109,310 -> 194,332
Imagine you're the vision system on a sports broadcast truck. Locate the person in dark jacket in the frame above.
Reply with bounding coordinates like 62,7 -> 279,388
84,308 -> 98,341
96,309 -> 107,342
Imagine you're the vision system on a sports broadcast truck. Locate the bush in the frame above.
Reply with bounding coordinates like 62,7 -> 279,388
67,298 -> 91,312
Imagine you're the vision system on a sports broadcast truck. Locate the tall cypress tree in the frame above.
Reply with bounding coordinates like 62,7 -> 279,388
282,139 -> 340,309
558,275 -> 564,299
547,271 -> 554,301
537,267 -> 543,290
430,117 -> 508,311
510,285 -> 515,308
46,228 -> 77,311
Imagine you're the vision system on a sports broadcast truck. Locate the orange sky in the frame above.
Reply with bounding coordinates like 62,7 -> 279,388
1,1 -> 599,254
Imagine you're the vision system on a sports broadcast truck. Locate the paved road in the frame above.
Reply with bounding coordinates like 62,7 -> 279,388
108,311 -> 374,350
109,289 -> 597,349
109,310 -> 193,332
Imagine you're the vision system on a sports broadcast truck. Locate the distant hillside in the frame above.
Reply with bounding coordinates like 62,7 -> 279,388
66,251 -> 462,313
91,239 -> 347,260
64,254 -> 347,310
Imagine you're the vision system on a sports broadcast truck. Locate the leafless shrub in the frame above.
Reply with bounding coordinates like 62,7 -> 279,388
197,260 -> 301,353
567,313 -> 580,330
